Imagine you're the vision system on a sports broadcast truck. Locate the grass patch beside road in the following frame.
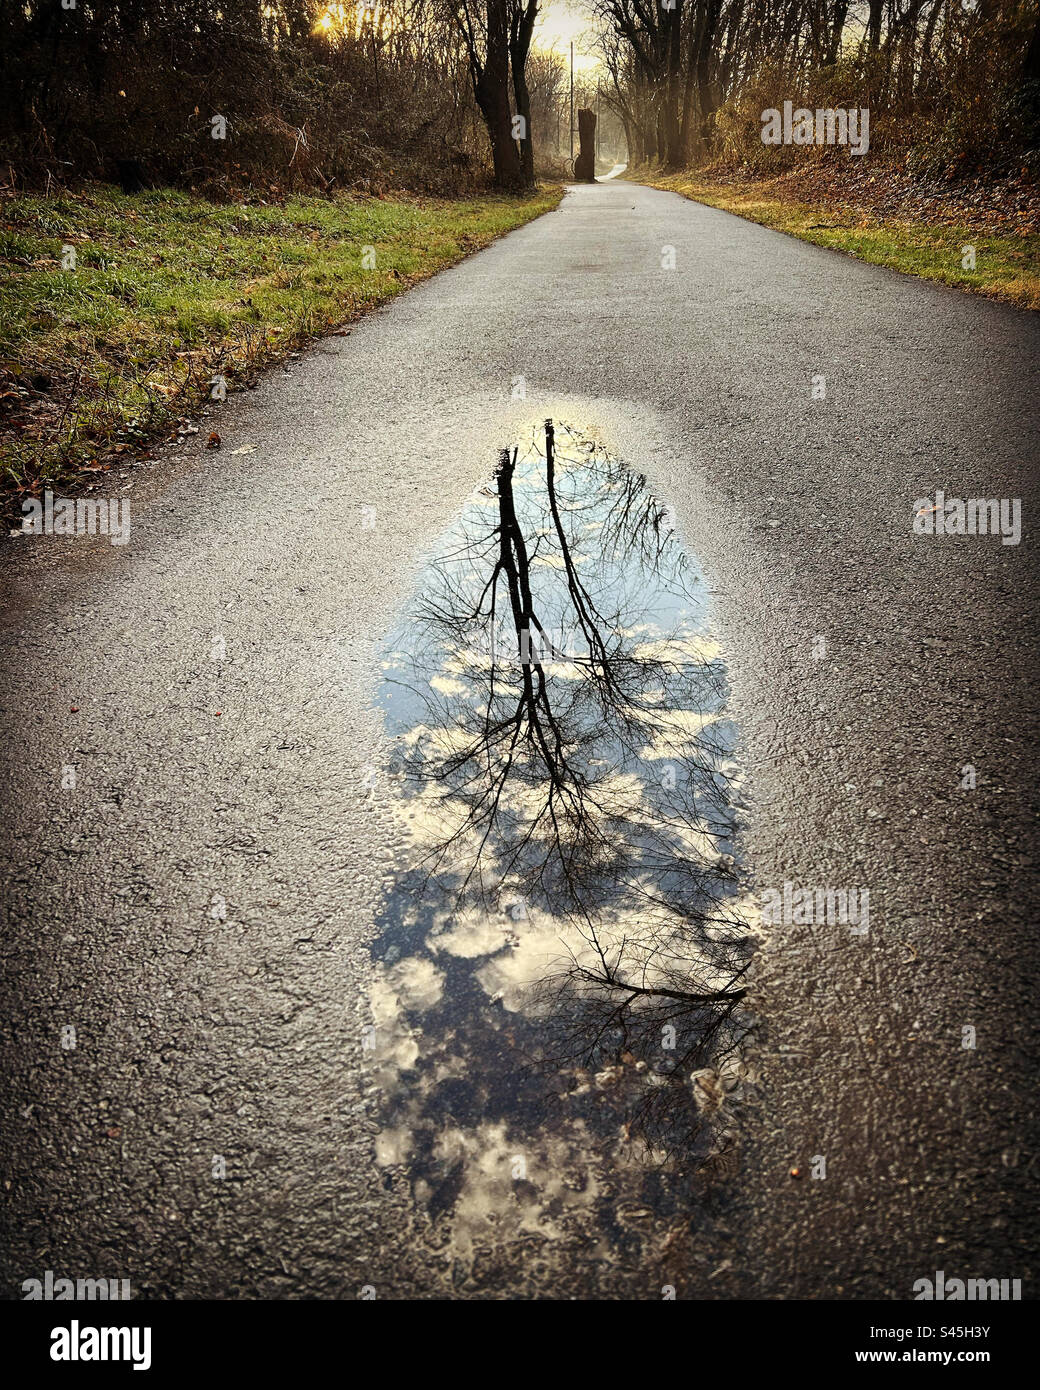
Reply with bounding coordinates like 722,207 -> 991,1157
0,183 -> 562,510
639,170 -> 1040,311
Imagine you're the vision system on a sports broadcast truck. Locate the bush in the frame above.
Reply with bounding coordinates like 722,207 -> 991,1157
0,2 -> 492,195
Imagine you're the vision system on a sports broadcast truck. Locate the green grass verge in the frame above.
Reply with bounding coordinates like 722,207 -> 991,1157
0,183 -> 563,505
637,171 -> 1040,311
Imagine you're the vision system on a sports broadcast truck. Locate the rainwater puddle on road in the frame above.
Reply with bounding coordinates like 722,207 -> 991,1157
368,419 -> 756,1289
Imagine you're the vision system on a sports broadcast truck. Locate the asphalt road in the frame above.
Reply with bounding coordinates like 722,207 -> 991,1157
1,179 -> 1038,1300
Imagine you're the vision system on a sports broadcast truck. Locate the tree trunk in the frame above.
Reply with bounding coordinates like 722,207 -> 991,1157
663,1 -> 685,168
510,1 -> 538,188
460,0 -> 525,191
695,0 -> 724,152
827,0 -> 851,64
866,0 -> 883,52
574,107 -> 596,180
511,65 -> 535,186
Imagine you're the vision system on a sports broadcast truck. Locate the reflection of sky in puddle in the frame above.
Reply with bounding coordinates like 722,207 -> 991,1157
369,422 -> 754,1282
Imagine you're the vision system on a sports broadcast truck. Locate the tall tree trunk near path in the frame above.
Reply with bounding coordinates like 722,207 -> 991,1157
574,107 -> 596,180
695,0 -> 724,154
663,1 -> 686,168
679,3 -> 701,164
827,0 -> 851,64
455,0 -> 525,191
510,0 -> 539,188
865,0 -> 883,52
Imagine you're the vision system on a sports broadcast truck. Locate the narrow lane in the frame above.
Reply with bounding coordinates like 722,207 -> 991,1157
2,181 -> 1037,1298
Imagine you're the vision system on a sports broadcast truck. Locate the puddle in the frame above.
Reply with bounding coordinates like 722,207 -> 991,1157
369,420 -> 755,1286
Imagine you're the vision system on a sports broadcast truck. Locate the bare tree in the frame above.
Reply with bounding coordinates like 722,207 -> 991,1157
590,0 -> 1039,172
510,0 -> 540,185
449,0 -> 539,188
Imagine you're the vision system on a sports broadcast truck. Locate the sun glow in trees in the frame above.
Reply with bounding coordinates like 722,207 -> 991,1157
312,1 -> 390,41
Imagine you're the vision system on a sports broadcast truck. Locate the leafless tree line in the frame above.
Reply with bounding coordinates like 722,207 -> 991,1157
594,0 -> 1039,172
0,0 -> 551,191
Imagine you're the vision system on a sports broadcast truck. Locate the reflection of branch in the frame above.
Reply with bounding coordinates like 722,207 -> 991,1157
387,418 -> 751,1155
496,444 -> 572,796
544,420 -> 617,689
576,973 -> 747,1006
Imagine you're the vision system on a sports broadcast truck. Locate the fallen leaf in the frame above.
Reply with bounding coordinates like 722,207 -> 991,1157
207,432 -> 222,450
230,444 -> 257,455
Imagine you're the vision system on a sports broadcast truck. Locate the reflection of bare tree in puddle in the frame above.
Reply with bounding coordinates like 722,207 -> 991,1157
373,421 -> 753,1263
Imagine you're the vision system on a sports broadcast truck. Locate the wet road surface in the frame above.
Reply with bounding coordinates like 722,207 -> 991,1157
1,180 -> 1038,1299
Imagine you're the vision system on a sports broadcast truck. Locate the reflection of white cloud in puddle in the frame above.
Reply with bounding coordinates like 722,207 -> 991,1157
419,899 -> 595,1015
368,988 -> 419,1076
429,673 -> 469,698
631,634 -> 721,664
690,1053 -> 751,1115
387,954 -> 445,1010
636,706 -> 719,746
710,890 -> 759,941
425,1120 -> 606,1262
365,920 -> 751,1265
429,908 -> 516,961
369,955 -> 445,1080
475,917 -> 587,1013
369,1036 -> 741,1266
375,1125 -> 414,1167
398,722 -> 471,757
